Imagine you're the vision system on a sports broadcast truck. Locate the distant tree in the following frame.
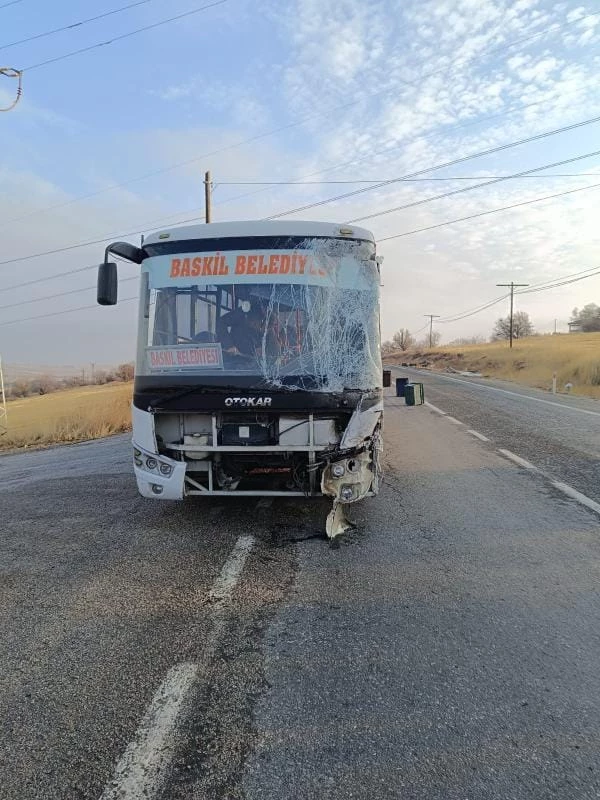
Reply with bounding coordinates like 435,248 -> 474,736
29,374 -> 59,395
93,369 -> 109,385
448,335 -> 486,346
381,340 -> 395,354
9,379 -> 30,398
64,375 -> 86,387
115,362 -> 135,381
571,303 -> 600,332
392,328 -> 415,351
417,331 -> 441,348
493,311 -> 534,341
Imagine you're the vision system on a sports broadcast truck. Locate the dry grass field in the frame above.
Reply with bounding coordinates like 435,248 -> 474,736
384,332 -> 600,399
0,382 -> 132,451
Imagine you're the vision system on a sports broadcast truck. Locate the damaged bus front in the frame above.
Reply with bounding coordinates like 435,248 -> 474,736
96,221 -> 383,536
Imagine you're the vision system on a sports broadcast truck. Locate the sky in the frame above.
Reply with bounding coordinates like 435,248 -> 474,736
0,0 -> 599,367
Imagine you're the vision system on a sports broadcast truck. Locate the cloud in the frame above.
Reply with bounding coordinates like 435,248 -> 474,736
2,0 -> 600,361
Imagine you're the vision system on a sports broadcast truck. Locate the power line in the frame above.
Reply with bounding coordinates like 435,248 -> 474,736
346,150 -> 600,225
0,276 -> 138,311
2,11 -> 592,229
377,181 -> 600,242
22,0 -> 228,71
205,96 -> 559,214
0,0 -> 22,8
208,173 -> 600,185
4,150 -> 600,272
264,114 -> 600,220
0,0 -> 155,52
0,296 -> 138,328
438,294 -> 510,324
517,267 -> 600,294
436,266 -> 600,326
0,264 -> 104,293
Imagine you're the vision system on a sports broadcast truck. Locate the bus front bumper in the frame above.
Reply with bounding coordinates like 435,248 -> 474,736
133,443 -> 186,500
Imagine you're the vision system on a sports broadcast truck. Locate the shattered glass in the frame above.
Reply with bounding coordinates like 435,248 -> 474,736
138,236 -> 382,392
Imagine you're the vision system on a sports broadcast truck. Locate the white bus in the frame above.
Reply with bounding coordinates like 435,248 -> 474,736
96,220 -> 383,536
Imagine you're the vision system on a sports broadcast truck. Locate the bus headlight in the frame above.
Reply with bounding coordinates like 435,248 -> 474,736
159,463 -> 173,476
146,457 -> 158,470
340,485 -> 355,501
331,462 -> 345,478
134,456 -> 142,467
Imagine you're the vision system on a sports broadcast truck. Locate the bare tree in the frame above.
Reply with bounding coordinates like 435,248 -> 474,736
493,311 -> 533,341
418,331 -> 441,348
392,329 -> 415,351
381,340 -> 395,355
9,379 -> 30,398
115,362 -> 135,381
448,335 -> 486,345
30,374 -> 59,395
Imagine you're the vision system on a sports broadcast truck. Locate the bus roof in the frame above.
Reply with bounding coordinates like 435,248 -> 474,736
143,220 -> 375,246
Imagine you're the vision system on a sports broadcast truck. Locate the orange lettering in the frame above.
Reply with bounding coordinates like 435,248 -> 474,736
191,257 -> 202,277
257,254 -> 268,274
268,254 -> 280,274
297,255 -> 307,275
280,255 -> 290,274
170,258 -> 181,277
219,256 -> 229,275
247,254 -> 257,274
202,257 -> 214,276
181,258 -> 191,277
235,255 -> 247,274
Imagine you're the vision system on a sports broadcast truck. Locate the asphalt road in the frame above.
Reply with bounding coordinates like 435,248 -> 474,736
1,384 -> 600,799
397,367 -> 600,505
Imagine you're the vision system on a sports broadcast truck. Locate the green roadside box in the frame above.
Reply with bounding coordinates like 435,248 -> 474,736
405,382 -> 424,406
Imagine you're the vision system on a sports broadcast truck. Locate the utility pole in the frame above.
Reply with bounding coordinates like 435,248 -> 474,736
90,362 -> 95,384
496,281 -> 529,348
424,314 -> 440,348
204,170 -> 212,223
0,356 -> 7,436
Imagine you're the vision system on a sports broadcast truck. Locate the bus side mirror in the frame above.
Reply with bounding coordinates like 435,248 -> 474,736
97,261 -> 118,305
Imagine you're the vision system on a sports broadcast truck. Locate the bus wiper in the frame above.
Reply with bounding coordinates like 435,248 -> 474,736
148,384 -> 240,410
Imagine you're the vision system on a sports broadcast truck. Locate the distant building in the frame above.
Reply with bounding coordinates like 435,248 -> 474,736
568,321 -> 583,333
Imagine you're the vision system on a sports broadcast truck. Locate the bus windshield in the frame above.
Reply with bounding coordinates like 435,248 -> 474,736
137,237 -> 382,392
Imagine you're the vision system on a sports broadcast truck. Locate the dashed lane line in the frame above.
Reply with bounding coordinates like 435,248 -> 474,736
405,368 -> 600,417
99,664 -> 198,800
99,534 -> 255,800
467,429 -> 490,442
209,535 -> 255,603
498,449 -> 538,471
424,401 -> 447,416
417,391 -> 600,520
552,481 -> 600,516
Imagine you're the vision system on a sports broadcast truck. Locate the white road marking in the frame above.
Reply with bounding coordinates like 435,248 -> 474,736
552,481 -> 600,516
209,535 -> 255,603
99,663 -> 198,800
100,535 -> 255,800
408,369 -> 600,417
424,401 -> 447,415
445,416 -> 464,425
467,429 -> 490,442
498,449 -> 538,471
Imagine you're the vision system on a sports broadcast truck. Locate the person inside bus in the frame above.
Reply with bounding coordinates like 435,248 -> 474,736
217,299 -> 277,360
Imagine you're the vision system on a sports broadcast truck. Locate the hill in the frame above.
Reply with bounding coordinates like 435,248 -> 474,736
384,333 -> 600,400
0,382 -> 132,451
